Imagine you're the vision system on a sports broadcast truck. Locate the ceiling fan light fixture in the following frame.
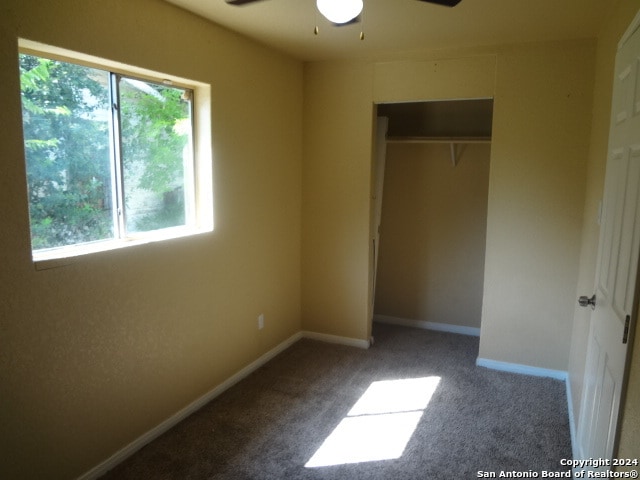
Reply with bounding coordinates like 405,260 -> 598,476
316,0 -> 363,24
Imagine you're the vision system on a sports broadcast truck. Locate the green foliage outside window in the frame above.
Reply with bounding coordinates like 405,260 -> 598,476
20,55 -> 112,249
19,54 -> 193,250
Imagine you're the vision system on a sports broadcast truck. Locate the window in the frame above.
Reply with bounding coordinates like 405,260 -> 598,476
18,40 -> 213,263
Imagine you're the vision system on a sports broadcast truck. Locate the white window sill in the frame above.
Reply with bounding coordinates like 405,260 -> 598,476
33,227 -> 212,270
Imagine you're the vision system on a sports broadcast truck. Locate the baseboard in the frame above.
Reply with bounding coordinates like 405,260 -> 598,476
78,331 -> 304,480
373,314 -> 481,337
78,328 -> 370,479
476,357 -> 568,381
302,330 -> 371,349
565,376 -> 579,460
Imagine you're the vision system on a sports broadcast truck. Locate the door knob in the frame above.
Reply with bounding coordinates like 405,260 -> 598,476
578,294 -> 596,309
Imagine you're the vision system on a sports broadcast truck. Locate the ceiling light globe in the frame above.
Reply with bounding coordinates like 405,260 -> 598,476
316,0 -> 363,24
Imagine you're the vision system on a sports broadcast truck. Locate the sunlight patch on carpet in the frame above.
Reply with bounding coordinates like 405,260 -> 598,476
305,376 -> 441,468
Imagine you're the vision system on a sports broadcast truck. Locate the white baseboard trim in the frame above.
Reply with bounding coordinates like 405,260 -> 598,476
565,376 -> 579,460
78,331 -> 304,480
476,357 -> 568,381
373,314 -> 481,337
302,330 -> 371,349
78,328 -> 371,479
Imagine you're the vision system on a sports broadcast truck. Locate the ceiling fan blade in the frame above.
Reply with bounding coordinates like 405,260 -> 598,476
416,0 -> 462,7
225,0 -> 266,5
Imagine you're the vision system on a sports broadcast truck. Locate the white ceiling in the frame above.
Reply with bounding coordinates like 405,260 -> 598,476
164,0 -> 611,62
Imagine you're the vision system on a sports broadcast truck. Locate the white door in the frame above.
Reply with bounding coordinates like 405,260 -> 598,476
576,17 -> 640,460
371,116 -> 389,316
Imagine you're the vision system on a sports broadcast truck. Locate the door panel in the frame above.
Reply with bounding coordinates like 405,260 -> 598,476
577,21 -> 640,461
371,116 -> 388,316
617,150 -> 640,315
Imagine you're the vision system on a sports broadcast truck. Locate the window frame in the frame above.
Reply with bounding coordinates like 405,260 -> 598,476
18,39 -> 214,268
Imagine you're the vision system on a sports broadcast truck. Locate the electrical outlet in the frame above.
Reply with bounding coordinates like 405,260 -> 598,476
258,313 -> 265,330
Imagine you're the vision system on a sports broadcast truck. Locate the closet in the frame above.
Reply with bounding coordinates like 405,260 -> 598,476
372,99 -> 493,335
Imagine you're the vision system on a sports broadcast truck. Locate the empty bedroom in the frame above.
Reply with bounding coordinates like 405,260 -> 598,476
1,0 -> 639,478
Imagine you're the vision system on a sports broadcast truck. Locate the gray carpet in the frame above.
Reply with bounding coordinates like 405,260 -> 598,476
100,323 -> 573,479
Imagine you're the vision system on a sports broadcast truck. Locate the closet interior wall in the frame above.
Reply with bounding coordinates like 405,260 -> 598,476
373,99 -> 493,334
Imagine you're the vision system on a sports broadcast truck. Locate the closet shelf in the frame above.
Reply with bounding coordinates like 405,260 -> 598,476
385,136 -> 492,166
385,136 -> 491,144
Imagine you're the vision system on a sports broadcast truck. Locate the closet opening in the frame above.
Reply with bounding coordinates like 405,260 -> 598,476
371,99 -> 493,337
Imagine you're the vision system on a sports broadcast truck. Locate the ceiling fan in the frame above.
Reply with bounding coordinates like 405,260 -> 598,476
224,0 -> 462,26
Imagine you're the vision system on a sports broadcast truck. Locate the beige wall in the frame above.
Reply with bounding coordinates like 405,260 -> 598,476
301,61 -> 375,340
0,1 -> 303,478
374,143 -> 490,329
566,0 -> 640,462
478,41 -> 596,370
303,42 -> 595,372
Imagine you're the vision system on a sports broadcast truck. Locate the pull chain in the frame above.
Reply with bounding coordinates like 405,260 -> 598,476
314,6 -> 319,35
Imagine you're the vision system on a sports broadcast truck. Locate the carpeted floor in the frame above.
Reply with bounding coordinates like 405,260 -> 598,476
100,323 -> 573,479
